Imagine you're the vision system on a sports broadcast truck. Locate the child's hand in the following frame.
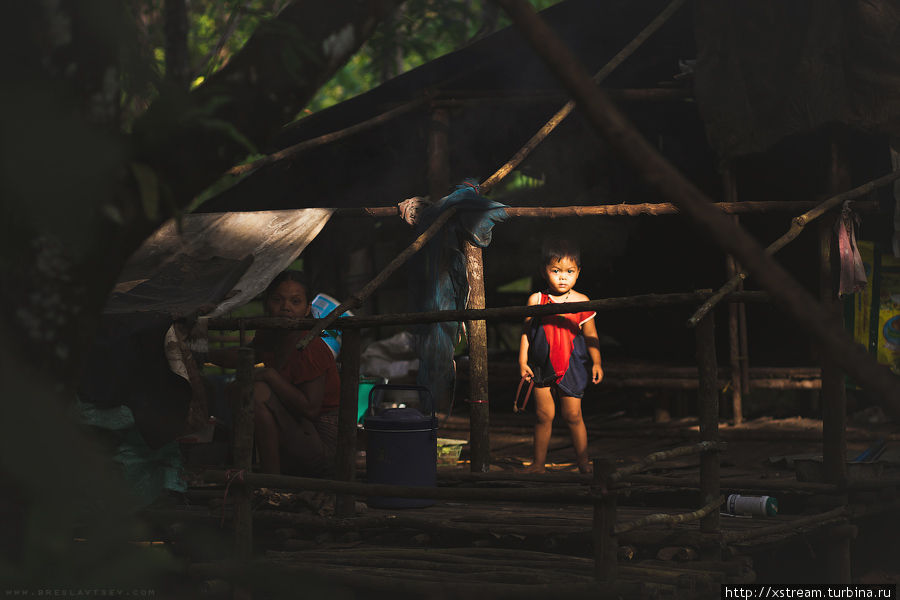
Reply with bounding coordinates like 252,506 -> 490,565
591,363 -> 603,384
520,363 -> 534,381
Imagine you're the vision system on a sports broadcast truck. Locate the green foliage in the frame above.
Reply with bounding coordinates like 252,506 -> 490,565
126,0 -> 563,129
308,0 -> 563,112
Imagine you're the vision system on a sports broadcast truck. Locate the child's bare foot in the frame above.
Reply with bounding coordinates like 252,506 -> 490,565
577,462 -> 592,474
522,463 -> 547,474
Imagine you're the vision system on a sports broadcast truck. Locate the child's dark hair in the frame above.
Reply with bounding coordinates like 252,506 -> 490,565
264,270 -> 310,301
541,239 -> 581,268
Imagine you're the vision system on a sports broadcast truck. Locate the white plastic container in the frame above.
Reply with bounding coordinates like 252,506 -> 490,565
726,494 -> 778,517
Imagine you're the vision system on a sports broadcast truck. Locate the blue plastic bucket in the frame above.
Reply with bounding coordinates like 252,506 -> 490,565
364,385 -> 436,508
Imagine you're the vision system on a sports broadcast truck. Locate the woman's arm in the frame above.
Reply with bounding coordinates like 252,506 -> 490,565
581,317 -> 603,384
254,367 -> 324,422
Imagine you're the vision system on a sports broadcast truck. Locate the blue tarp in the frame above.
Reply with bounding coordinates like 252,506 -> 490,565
409,182 -> 508,408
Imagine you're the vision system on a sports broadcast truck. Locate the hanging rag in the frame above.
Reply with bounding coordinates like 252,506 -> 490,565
409,181 -> 508,410
835,201 -> 867,297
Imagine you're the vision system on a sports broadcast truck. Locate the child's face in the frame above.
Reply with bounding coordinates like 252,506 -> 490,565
266,280 -> 310,318
543,256 -> 580,295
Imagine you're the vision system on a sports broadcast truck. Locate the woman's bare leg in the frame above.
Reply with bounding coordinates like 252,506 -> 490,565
560,395 -> 590,473
523,387 -> 555,473
252,381 -> 281,473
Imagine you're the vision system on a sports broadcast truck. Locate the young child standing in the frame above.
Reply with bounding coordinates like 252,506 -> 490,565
518,239 -> 603,473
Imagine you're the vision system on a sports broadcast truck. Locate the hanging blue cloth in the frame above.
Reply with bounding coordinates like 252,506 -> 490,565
409,181 -> 508,409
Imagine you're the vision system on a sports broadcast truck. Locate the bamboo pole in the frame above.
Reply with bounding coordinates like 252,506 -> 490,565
609,441 -> 725,482
432,87 -> 692,104
723,506 -> 848,545
465,242 -> 491,472
335,328 -> 360,517
593,458 -> 617,582
621,474 -> 841,494
617,564 -> 721,590
822,137 -> 851,584
426,106 -> 458,413
722,164 -> 744,425
494,0 -> 900,413
726,252 -> 743,421
188,560 -> 645,599
614,496 -> 724,535
480,0 -> 686,194
430,471 -> 882,494
432,471 -> 844,494
618,529 -> 723,549
687,169 -> 900,327
211,291 -> 769,331
255,510 -> 591,538
433,89 -> 691,109
227,97 -> 427,177
427,108 -> 450,201
330,199 -> 879,219
232,347 -> 255,562
696,312 -> 721,559
600,377 -> 820,390
739,301 -> 750,395
203,469 -> 592,502
822,137 -> 849,490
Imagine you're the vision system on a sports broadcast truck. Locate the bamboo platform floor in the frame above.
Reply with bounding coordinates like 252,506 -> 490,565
168,412 -> 900,598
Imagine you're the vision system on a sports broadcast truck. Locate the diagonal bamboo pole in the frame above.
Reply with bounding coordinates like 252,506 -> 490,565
228,97 -> 428,177
495,0 -> 900,415
480,0 -> 686,194
687,169 -> 900,327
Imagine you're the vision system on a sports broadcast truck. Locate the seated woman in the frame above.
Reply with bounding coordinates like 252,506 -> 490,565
209,270 -> 340,476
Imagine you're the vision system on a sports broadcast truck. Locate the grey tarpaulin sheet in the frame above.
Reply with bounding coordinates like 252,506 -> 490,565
108,209 -> 333,318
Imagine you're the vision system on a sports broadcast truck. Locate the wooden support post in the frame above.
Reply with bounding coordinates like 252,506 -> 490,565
465,242 -> 491,472
336,328 -> 361,517
426,106 -> 454,414
739,301 -> 750,395
824,527 -> 853,584
723,163 -> 744,425
593,458 -> 617,582
696,312 -> 721,560
726,255 -> 744,424
821,138 -> 849,488
233,347 -> 255,562
427,108 -> 449,201
822,136 -> 851,583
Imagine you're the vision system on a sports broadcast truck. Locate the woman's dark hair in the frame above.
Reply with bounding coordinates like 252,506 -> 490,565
263,270 -> 310,303
541,239 -> 581,268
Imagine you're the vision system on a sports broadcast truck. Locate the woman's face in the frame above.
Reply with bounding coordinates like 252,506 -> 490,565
266,280 -> 310,318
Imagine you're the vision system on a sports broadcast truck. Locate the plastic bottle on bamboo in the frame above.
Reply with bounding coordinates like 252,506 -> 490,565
725,494 -> 778,517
